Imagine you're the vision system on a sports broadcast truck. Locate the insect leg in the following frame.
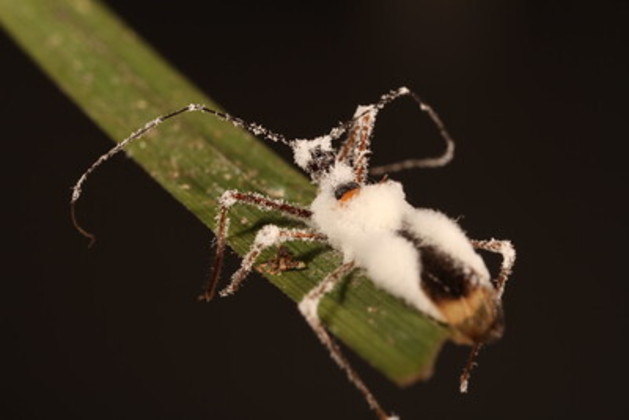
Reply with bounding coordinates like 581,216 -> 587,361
352,87 -> 455,177
337,88 -> 416,166
198,190 -> 313,301
470,239 -> 516,297
298,262 -> 397,420
336,104 -> 378,183
459,239 -> 516,393
217,227 -> 326,298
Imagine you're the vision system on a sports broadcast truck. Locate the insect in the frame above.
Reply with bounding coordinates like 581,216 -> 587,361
71,87 -> 515,420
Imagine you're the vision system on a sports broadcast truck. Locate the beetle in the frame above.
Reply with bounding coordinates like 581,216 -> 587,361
71,87 -> 515,420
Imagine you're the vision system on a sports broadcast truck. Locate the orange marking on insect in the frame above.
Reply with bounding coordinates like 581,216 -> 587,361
339,187 -> 360,202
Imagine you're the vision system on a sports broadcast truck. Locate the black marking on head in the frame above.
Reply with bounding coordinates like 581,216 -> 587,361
305,146 -> 335,177
397,229 -> 475,302
334,182 -> 360,200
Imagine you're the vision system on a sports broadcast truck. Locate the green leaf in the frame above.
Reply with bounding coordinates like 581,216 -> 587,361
0,0 -> 449,385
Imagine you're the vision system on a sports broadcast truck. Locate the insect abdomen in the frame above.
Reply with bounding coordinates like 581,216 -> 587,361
398,229 -> 504,344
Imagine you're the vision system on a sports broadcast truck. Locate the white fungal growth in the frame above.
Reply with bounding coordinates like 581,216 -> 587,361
291,135 -> 333,169
354,104 -> 376,118
496,240 -> 516,274
311,179 -> 407,243
354,232 -> 442,320
398,86 -> 410,95
310,178 -> 490,321
256,225 -> 281,247
403,208 -> 491,285
298,291 -> 322,322
317,162 -> 355,193
460,378 -> 469,394
218,189 -> 238,207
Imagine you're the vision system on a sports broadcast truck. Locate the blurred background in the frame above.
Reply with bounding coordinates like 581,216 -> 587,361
2,1 -> 627,419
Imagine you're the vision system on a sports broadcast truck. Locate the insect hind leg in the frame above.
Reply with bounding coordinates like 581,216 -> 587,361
368,87 -> 456,176
298,262 -> 397,420
471,239 -> 516,297
459,239 -> 516,393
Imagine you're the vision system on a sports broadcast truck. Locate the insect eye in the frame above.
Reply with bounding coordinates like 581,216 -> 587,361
334,182 -> 360,200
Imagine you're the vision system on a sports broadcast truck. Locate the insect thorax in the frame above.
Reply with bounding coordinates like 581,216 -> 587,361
310,173 -> 410,261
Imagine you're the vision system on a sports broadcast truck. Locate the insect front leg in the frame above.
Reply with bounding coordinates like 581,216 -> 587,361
459,239 -> 516,393
298,262 -> 397,420
218,227 -> 326,298
335,87 -> 455,178
198,190 -> 312,301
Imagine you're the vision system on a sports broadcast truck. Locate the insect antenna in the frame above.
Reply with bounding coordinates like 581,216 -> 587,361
70,104 -> 293,246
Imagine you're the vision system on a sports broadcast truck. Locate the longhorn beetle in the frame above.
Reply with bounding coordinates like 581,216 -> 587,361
71,87 -> 516,420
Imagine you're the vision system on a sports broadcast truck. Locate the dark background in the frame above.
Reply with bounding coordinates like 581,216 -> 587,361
3,1 -> 628,419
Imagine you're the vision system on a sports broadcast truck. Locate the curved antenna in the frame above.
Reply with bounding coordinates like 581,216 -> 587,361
369,88 -> 456,176
70,104 -> 293,245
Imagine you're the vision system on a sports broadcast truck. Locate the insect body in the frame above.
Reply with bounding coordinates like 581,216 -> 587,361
72,87 -> 515,420
311,173 -> 503,344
